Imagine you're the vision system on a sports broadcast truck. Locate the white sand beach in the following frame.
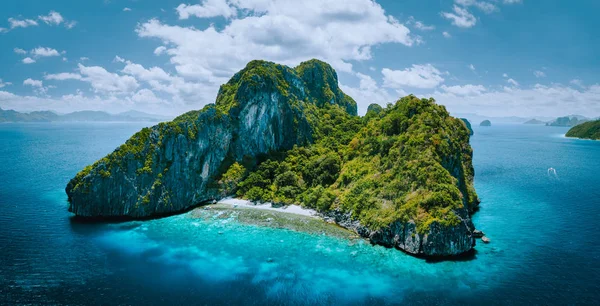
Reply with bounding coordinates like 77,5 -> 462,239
217,197 -> 318,218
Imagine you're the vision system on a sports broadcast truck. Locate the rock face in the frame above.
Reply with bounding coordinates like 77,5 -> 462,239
324,209 -> 475,256
66,59 -> 479,257
461,118 -> 474,135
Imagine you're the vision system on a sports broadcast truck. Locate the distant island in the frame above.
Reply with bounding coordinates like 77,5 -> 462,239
66,59 -> 480,258
524,119 -> 545,124
0,108 -> 171,123
546,115 -> 588,127
565,120 -> 600,140
480,120 -> 491,127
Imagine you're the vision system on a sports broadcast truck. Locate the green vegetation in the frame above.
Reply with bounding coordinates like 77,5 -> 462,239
565,120 -> 600,140
480,120 -> 491,127
235,95 -> 477,234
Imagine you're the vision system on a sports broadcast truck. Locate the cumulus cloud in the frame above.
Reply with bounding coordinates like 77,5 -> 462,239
123,7 -> 132,12
38,11 -> 64,25
153,46 -> 167,55
454,0 -> 497,14
534,70 -> 546,78
23,78 -> 43,87
340,73 -> 394,114
22,57 -> 36,64
441,5 -> 477,28
443,31 -> 452,38
14,48 -> 27,54
434,83 -> 600,117
440,84 -> 486,96
507,78 -> 519,86
31,47 -> 61,57
137,0 -> 415,83
8,18 -> 38,29
382,64 -> 445,89
44,72 -> 83,81
77,64 -> 139,94
176,0 -> 237,19
469,64 -> 476,71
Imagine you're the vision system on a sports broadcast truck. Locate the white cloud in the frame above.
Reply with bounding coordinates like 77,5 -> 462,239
65,21 -> 77,29
8,18 -> 38,29
340,72 -> 394,114
132,89 -> 162,104
0,79 -> 12,88
570,79 -> 584,87
503,0 -> 522,4
407,16 -> 435,31
176,0 -> 237,19
0,27 -> 7,33
113,56 -> 125,63
441,5 -> 477,28
77,64 -> 139,94
469,64 -> 476,71
31,47 -> 61,57
507,78 -> 519,86
382,64 -> 445,89
137,0 -> 415,84
22,57 -> 36,64
534,70 -> 546,78
442,31 -> 452,38
45,73 -> 83,81
123,7 -> 132,12
154,46 -> 167,55
23,78 -> 43,87
434,83 -> 600,118
502,73 -> 508,78
14,48 -> 27,54
80,57 -> 90,61
38,11 -> 64,25
455,0 -> 497,14
440,84 -> 486,96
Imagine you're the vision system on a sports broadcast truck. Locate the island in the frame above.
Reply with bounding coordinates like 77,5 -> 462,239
480,120 -> 491,127
66,59 -> 479,257
565,120 -> 600,140
546,116 -> 588,127
0,108 -> 169,123
524,119 -> 545,125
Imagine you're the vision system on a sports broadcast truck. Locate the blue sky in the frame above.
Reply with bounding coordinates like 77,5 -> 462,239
1,0 -> 599,117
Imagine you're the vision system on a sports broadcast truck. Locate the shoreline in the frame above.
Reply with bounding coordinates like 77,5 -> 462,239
216,197 -> 319,218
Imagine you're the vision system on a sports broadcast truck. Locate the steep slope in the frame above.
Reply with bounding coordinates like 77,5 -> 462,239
566,120 -> 600,140
66,59 -> 478,257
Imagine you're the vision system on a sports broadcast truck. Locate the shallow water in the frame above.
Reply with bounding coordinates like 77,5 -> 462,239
0,123 -> 599,305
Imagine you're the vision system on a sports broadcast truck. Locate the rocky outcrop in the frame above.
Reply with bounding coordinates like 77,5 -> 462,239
480,120 -> 492,127
66,59 -> 354,218
460,118 -> 474,136
323,209 -> 475,257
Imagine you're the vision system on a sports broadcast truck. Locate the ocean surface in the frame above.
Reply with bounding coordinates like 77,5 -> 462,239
0,122 -> 599,305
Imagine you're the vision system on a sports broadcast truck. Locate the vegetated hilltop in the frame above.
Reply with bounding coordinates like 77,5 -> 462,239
66,59 -> 478,257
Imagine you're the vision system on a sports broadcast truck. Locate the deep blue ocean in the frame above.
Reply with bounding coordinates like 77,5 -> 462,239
0,122 -> 599,305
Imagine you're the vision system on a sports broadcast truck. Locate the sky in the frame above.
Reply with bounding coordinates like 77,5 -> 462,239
1,0 -> 599,118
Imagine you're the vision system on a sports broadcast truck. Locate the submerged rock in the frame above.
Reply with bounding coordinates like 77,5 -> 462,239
481,236 -> 491,243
